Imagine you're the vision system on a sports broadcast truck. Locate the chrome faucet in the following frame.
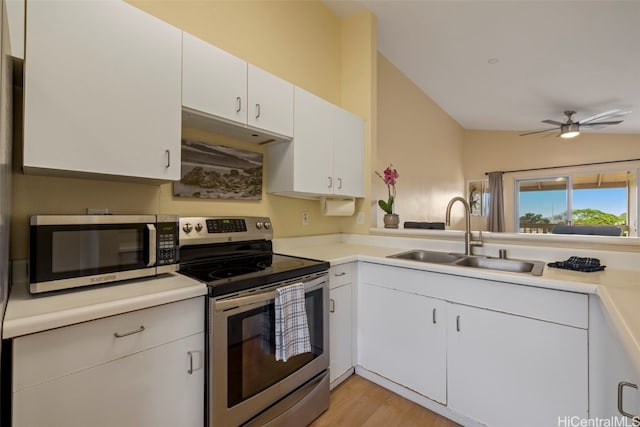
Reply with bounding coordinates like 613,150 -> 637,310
445,196 -> 483,255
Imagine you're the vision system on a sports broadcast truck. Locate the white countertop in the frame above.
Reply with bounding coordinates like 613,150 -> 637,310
3,271 -> 208,338
275,237 -> 640,377
6,232 -> 640,377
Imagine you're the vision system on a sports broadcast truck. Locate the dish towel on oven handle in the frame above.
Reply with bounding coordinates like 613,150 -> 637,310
275,282 -> 311,362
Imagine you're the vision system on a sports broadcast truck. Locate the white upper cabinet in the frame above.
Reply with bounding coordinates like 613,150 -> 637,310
247,64 -> 294,137
333,106 -> 365,197
182,32 -> 248,125
23,0 -> 182,182
267,87 -> 365,198
182,34 -> 293,142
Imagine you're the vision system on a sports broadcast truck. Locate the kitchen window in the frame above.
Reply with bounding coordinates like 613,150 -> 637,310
515,170 -> 636,236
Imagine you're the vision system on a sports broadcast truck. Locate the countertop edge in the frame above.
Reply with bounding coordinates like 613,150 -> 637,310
3,285 -> 207,339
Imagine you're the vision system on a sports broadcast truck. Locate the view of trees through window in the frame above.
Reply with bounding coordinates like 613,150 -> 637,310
517,171 -> 631,235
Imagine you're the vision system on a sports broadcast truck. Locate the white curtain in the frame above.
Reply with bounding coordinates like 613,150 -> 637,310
487,172 -> 505,232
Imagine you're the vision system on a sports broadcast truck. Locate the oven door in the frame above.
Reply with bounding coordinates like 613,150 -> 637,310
210,273 -> 329,427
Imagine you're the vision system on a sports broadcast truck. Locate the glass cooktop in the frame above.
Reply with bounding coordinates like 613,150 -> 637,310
179,253 -> 329,297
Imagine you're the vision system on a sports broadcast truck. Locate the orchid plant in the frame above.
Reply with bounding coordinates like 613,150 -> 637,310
375,164 -> 399,215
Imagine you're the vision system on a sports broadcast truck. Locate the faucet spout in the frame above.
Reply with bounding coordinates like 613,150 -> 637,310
445,196 -> 473,255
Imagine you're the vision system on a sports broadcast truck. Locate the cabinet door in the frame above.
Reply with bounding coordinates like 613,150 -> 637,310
13,333 -> 204,427
23,0 -> 182,181
589,298 -> 640,422
182,32 -> 247,125
329,283 -> 352,384
447,303 -> 588,427
291,87 -> 334,194
358,283 -> 447,404
247,64 -> 294,137
333,106 -> 365,198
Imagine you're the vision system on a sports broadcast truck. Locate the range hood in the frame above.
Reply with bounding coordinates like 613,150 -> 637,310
182,108 -> 292,145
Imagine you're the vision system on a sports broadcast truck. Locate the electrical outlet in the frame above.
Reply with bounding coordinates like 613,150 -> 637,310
357,211 -> 365,225
302,211 -> 309,226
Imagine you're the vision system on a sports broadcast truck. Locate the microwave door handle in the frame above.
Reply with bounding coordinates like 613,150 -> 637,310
146,224 -> 156,267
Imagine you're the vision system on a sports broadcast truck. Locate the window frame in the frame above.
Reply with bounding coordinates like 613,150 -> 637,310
513,168 -> 637,236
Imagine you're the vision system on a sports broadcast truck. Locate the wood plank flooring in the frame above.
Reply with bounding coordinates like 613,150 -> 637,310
310,375 -> 461,427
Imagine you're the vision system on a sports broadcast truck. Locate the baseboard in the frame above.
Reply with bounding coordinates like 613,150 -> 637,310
330,367 -> 354,391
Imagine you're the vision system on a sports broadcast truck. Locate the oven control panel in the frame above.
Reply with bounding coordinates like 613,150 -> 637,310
179,216 -> 273,246
206,218 -> 247,233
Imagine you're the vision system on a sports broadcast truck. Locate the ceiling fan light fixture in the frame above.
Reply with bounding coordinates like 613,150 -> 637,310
560,123 -> 580,139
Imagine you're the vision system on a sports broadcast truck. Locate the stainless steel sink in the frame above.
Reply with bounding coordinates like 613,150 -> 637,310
387,250 -> 544,276
388,249 -> 465,264
454,256 -> 545,276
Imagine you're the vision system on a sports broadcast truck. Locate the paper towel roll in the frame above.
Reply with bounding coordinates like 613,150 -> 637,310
321,197 -> 356,216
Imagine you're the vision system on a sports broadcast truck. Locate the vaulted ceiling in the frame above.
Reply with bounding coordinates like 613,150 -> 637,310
325,1 -> 640,136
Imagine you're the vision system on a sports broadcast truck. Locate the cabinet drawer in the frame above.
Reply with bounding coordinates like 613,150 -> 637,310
330,264 -> 352,289
13,297 -> 204,392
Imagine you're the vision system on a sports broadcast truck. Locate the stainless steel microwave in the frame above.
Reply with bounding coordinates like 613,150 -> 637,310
29,215 -> 179,294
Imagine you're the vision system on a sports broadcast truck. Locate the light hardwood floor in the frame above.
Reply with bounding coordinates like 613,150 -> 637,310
310,375 -> 461,427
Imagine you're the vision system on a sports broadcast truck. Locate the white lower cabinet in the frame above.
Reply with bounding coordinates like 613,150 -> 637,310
589,297 -> 640,422
357,262 -> 589,426
359,283 -> 447,404
11,297 -> 205,427
447,302 -> 588,427
329,283 -> 352,384
329,263 -> 354,387
12,333 -> 204,427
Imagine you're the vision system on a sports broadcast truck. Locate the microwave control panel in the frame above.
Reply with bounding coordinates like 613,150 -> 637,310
157,221 -> 179,265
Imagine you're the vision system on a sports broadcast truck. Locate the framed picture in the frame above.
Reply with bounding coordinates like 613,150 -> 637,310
467,180 -> 488,217
174,139 -> 263,200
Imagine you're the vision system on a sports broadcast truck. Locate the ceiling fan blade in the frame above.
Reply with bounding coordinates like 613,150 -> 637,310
579,109 -> 630,124
520,127 -> 559,136
541,119 -> 565,126
580,120 -> 623,127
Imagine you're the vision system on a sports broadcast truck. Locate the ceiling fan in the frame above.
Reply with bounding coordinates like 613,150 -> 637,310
520,109 -> 630,138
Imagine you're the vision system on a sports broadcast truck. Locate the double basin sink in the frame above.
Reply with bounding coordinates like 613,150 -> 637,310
388,249 -> 545,276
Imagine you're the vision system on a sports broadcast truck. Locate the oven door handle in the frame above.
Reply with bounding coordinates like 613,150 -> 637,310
214,274 -> 327,312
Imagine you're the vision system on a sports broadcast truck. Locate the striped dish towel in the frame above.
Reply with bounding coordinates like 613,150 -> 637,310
275,283 -> 311,362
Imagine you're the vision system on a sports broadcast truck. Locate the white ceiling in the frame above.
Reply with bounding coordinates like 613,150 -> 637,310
324,0 -> 640,135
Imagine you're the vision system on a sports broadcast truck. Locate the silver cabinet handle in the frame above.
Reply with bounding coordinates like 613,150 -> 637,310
328,177 -> 333,188
337,178 -> 343,189
334,272 -> 346,277
432,308 -> 437,324
618,381 -> 639,419
255,103 -> 261,118
114,325 -> 145,338
456,315 -> 461,332
187,351 -> 194,374
329,299 -> 335,313
165,149 -> 170,168
236,96 -> 242,113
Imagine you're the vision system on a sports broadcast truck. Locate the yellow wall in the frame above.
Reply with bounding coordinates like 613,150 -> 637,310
463,130 -> 640,232
375,54 -> 466,228
339,12 -> 377,234
10,1 -> 376,259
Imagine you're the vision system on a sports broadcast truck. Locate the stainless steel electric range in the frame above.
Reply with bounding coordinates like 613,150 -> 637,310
178,216 -> 330,427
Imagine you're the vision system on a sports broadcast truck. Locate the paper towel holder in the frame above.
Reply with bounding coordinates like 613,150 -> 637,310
320,197 -> 356,216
